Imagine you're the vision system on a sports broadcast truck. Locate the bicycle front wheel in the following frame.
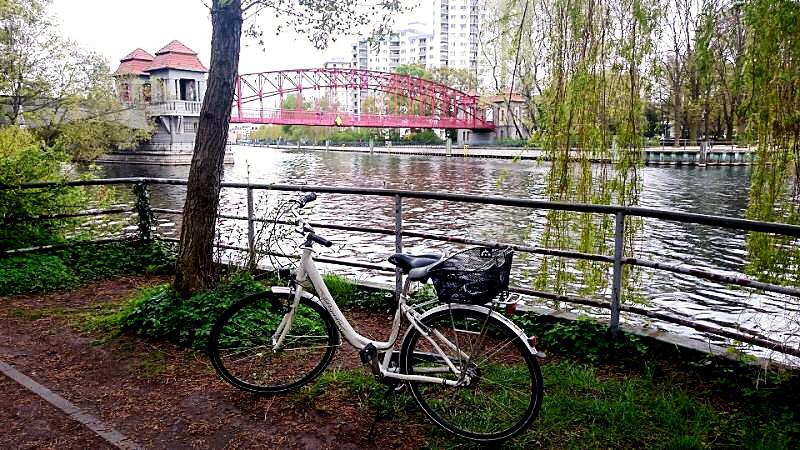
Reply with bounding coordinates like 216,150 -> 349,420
400,306 -> 543,442
208,291 -> 338,393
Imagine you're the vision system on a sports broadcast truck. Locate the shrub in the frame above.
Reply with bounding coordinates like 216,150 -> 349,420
118,273 -> 264,348
60,241 -> 175,280
0,241 -> 175,296
0,127 -> 96,250
513,313 -> 646,366
322,273 -> 393,312
0,254 -> 78,295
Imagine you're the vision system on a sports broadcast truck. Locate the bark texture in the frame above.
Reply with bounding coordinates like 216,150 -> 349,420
174,0 -> 242,297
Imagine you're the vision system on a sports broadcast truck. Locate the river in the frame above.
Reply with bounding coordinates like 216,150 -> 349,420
99,145 -> 799,361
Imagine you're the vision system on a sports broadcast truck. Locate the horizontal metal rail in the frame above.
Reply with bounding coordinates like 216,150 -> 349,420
3,236 -> 137,255
4,208 -> 134,223
4,177 -> 800,358
6,178 -> 800,236
158,237 -> 395,272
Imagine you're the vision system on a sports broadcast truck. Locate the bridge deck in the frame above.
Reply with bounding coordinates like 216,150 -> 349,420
230,109 -> 495,131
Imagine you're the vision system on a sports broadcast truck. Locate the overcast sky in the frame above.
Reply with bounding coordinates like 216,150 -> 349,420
51,0 -> 429,75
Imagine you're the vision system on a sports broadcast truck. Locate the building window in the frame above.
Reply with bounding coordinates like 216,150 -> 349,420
120,83 -> 131,102
142,83 -> 151,103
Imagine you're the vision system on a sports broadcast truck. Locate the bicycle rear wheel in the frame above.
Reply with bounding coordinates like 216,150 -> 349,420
400,306 -> 543,442
208,291 -> 338,393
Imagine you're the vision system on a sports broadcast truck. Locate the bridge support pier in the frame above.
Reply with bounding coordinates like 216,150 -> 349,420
699,140 -> 708,167
369,139 -> 374,154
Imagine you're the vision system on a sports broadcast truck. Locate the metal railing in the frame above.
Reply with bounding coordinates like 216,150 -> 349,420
3,177 -> 800,358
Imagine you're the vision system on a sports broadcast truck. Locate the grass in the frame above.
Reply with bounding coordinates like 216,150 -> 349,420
295,362 -> 796,449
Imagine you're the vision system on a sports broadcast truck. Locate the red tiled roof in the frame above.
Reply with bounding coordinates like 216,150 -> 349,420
113,48 -> 154,76
122,48 -> 154,61
155,40 -> 197,56
146,40 -> 208,72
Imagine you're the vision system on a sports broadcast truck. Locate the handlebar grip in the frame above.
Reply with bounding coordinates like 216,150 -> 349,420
296,192 -> 317,208
309,233 -> 333,247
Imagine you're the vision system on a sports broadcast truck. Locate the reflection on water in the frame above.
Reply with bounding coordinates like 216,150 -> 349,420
99,146 -> 799,359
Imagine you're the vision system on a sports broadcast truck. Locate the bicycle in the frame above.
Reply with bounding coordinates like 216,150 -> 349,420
208,193 -> 544,443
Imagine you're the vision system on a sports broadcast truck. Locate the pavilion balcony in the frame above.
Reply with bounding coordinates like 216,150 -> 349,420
148,100 -> 202,117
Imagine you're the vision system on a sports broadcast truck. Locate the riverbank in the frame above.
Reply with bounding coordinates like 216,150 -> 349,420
242,142 -> 757,165
2,275 -> 797,448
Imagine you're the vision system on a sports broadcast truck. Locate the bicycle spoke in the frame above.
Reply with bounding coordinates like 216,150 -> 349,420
210,294 -> 337,393
404,307 -> 541,441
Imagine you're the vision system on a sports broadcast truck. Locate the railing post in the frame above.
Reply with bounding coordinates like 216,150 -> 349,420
133,181 -> 153,243
246,186 -> 256,270
609,211 -> 625,332
394,194 -> 403,302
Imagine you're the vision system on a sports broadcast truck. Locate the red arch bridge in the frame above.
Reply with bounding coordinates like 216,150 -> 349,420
230,68 -> 495,131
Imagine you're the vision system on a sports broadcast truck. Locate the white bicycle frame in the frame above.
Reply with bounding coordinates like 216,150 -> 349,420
270,207 -> 537,387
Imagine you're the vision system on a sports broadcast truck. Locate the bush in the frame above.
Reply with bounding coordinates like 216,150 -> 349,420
513,313 -> 647,366
322,273 -> 394,312
0,253 -> 79,295
402,129 -> 444,145
0,241 -> 175,296
118,273 -> 264,348
0,126 -> 98,250
60,241 -> 175,280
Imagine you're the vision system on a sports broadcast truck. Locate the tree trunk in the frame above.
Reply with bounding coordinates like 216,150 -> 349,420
174,0 -> 242,297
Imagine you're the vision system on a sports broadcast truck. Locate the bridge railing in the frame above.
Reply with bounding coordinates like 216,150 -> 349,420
231,108 -> 494,130
3,177 -> 800,359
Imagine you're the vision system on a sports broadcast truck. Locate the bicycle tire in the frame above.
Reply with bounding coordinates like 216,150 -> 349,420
400,306 -> 543,442
208,290 -> 338,393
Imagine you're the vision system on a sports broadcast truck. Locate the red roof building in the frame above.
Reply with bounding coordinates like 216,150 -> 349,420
113,41 -> 207,76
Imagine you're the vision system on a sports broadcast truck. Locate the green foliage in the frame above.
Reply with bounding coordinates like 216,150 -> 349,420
529,0 -> 655,302
59,241 -> 175,280
298,368 -> 414,419
0,241 -> 175,296
118,273 -> 264,348
401,130 -> 443,145
514,313 -> 647,366
321,273 -> 393,312
250,124 -> 443,146
742,0 -> 800,286
0,127 -> 97,249
0,253 -> 78,295
53,118 -> 151,161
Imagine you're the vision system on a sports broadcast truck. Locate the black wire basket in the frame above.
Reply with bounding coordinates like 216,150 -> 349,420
429,247 -> 514,305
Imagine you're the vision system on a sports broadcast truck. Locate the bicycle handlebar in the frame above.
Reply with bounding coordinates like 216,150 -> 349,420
288,193 -> 332,247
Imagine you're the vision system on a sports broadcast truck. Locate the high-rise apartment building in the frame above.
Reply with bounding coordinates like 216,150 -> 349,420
431,0 -> 481,71
350,22 -> 432,73
342,1 -> 486,113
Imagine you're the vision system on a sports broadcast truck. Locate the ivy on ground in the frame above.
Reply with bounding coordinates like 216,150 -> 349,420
117,273 -> 264,349
0,241 -> 175,296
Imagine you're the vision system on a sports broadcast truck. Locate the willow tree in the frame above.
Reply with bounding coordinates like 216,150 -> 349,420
483,0 -> 656,300
175,0 -> 402,296
536,0 -> 655,298
742,0 -> 800,286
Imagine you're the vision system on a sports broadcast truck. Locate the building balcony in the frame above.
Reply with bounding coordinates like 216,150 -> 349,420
148,100 -> 202,117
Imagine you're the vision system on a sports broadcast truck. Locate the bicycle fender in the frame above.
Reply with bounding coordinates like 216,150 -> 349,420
418,304 -> 545,358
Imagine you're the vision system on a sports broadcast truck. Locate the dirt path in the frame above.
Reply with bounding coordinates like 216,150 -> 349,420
0,277 -> 429,449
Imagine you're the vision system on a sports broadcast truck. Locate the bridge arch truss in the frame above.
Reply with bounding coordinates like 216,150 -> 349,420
231,68 -> 494,130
